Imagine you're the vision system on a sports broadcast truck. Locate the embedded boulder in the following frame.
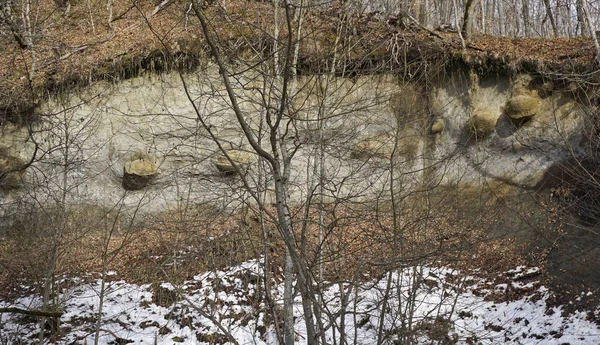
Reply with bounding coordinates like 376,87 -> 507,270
431,119 -> 444,134
214,150 -> 256,174
123,155 -> 158,190
0,148 -> 27,189
469,110 -> 498,136
506,94 -> 542,120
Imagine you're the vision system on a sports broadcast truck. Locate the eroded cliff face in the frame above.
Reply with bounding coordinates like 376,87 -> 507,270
0,66 -> 590,215
428,72 -> 585,189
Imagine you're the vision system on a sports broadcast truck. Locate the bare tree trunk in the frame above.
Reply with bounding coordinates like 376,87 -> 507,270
282,246 -> 295,345
558,0 -> 571,37
497,0 -> 504,36
577,0 -> 586,36
413,0 -> 421,24
21,1 -> 33,46
93,271 -> 108,345
439,0 -> 452,26
521,0 -> 530,37
107,0 -> 113,28
581,0 -> 600,63
481,0 -> 486,34
513,1 -> 520,36
412,0 -> 428,28
421,0 -> 429,28
462,0 -> 478,40
38,110 -> 71,344
269,4 -> 296,345
94,200 -> 130,345
86,0 -> 96,35
485,0 -> 494,34
376,125 -> 402,345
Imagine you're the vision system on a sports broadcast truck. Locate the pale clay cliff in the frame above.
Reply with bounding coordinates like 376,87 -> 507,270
0,67 -> 587,215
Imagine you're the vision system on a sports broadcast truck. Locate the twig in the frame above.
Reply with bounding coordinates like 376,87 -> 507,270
151,0 -> 172,17
110,4 -> 135,23
403,12 -> 444,39
404,11 -> 485,53
45,45 -> 90,66
452,0 -> 466,50
41,33 -> 116,68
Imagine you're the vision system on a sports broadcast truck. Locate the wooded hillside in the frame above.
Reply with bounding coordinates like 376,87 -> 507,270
3,2 -> 600,344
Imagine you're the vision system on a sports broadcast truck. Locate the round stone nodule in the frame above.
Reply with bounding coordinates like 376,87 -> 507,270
123,159 -> 158,190
214,150 -> 257,174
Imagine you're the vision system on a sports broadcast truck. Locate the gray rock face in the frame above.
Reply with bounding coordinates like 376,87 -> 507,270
0,124 -> 34,191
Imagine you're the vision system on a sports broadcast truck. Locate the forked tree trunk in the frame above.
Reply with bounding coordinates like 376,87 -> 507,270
454,0 -> 467,49
189,1 -> 320,343
542,0 -> 558,37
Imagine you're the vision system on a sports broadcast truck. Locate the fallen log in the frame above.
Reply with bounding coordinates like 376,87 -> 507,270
0,307 -> 63,318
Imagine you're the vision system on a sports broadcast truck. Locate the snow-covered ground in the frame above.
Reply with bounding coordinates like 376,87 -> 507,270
1,260 -> 599,344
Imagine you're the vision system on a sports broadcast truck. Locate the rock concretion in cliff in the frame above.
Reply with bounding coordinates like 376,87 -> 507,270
506,75 -> 543,120
214,150 -> 256,174
431,119 -> 445,134
123,154 -> 158,190
506,93 -> 542,120
469,110 -> 499,136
